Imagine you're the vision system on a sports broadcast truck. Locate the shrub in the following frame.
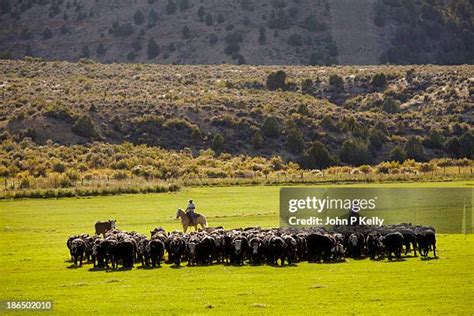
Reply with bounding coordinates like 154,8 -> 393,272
52,160 -> 66,173
329,74 -> 344,90
302,14 -> 326,32
96,43 -> 107,56
419,162 -> 435,173
269,9 -> 291,29
297,104 -> 309,115
148,9 -> 159,27
43,28 -> 53,40
458,131 -> 474,159
252,130 -> 264,149
217,13 -> 225,23
287,33 -> 302,46
382,96 -> 401,113
191,128 -> 202,143
197,6 -> 206,19
371,73 -> 387,88
205,13 -> 213,26
81,45 -> 90,58
301,79 -> 315,95
131,39 -> 143,51
369,128 -> 386,150
390,146 -> 406,163
445,137 -> 461,158
224,31 -> 243,55
261,116 -> 280,138
66,169 -> 80,181
321,115 -> 338,131
255,26 -> 266,45
302,141 -> 333,169
339,139 -> 372,166
404,136 -> 425,161
0,0 -> 11,14
266,70 -> 287,90
134,10 -> 145,25
374,121 -> 388,135
209,34 -> 218,45
127,51 -> 137,61
110,22 -> 135,37
423,129 -> 445,149
72,115 -> 99,139
147,39 -> 159,58
19,175 -> 34,189
112,170 -> 129,180
182,26 -> 191,39
179,0 -> 190,12
212,133 -> 225,152
166,0 -> 177,14
287,128 -> 304,154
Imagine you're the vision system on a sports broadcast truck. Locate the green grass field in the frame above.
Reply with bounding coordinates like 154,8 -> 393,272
1,182 -> 473,314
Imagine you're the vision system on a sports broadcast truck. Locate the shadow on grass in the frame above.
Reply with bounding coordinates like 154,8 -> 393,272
383,258 -> 407,263
169,265 -> 184,269
106,266 -> 133,272
369,257 -> 385,261
420,256 -> 438,261
270,263 -> 298,268
136,265 -> 162,270
66,264 -> 83,269
88,266 -> 110,272
308,260 -> 346,264
87,266 -> 133,272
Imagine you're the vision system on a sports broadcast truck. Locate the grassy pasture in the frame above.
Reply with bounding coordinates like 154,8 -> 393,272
0,182 -> 473,314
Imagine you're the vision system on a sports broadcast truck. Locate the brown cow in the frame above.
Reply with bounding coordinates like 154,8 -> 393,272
95,220 -> 116,237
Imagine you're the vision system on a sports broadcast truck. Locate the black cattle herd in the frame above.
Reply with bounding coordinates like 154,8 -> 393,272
66,221 -> 437,269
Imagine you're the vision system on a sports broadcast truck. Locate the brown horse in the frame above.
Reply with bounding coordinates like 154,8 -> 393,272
176,208 -> 207,232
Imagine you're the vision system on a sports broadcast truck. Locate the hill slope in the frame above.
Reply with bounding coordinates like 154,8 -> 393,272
1,60 -> 473,167
0,0 -> 472,65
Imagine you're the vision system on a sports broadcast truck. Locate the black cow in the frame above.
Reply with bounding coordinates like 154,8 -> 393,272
186,236 -> 200,266
295,233 -> 307,262
212,234 -> 225,263
366,232 -> 384,260
416,227 -> 436,257
399,228 -> 417,256
231,235 -> 248,265
249,237 -> 263,265
81,234 -> 96,263
115,239 -> 134,268
67,235 -> 79,261
283,235 -> 297,265
138,238 -> 150,267
382,232 -> 404,260
346,232 -> 364,258
147,239 -> 165,267
170,236 -> 186,266
306,233 -> 334,262
269,236 -> 286,266
70,238 -> 86,266
196,236 -> 215,265
223,234 -> 233,264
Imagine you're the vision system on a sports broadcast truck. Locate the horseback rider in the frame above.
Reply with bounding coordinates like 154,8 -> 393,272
186,199 -> 196,225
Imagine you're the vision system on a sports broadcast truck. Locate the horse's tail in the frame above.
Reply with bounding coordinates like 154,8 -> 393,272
201,215 -> 208,228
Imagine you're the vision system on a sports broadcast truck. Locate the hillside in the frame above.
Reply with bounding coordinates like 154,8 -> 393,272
0,0 -> 473,65
1,59 -> 473,168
